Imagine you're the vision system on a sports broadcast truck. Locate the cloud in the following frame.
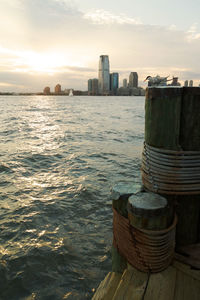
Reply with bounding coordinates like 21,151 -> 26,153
186,23 -> 200,41
83,9 -> 142,25
58,66 -> 96,72
168,24 -> 177,31
0,1 -> 200,91
21,0 -> 79,22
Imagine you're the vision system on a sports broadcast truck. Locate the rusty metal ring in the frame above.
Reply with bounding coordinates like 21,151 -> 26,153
142,142 -> 200,195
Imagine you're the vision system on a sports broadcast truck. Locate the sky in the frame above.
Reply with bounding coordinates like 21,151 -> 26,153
1,0 -> 200,92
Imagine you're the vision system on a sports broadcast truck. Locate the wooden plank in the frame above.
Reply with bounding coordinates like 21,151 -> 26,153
112,264 -> 148,300
145,266 -> 176,300
175,243 -> 200,269
111,246 -> 127,273
92,272 -> 122,300
174,269 -> 200,300
173,260 -> 200,281
92,260 -> 200,300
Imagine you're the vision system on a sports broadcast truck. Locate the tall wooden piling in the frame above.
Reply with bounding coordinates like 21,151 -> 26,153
143,87 -> 200,247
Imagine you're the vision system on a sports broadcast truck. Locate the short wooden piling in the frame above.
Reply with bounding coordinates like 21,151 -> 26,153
111,183 -> 141,273
128,192 -> 170,230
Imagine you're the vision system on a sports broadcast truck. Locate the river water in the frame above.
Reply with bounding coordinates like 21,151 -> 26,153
0,95 -> 145,300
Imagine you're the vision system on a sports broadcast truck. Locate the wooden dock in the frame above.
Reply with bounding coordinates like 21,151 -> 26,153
92,258 -> 200,300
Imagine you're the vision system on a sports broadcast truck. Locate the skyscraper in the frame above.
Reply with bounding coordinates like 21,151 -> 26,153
110,73 -> 119,95
88,79 -> 92,95
123,79 -> 127,88
92,79 -> 99,95
88,78 -> 98,95
98,55 -> 110,95
129,72 -> 138,88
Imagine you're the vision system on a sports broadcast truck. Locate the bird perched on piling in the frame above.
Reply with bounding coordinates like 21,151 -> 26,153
144,75 -> 172,86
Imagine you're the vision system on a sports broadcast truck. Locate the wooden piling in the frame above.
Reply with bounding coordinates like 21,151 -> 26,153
128,192 -> 170,230
144,87 -> 200,246
111,183 -> 141,273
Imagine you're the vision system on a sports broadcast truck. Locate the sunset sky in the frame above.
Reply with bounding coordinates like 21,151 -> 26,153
1,0 -> 200,92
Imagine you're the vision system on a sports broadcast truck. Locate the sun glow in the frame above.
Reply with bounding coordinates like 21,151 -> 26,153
19,52 -> 65,73
0,46 -> 85,74
14,51 -> 81,74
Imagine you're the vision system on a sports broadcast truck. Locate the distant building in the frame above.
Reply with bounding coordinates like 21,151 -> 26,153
92,79 -> 98,95
43,86 -> 50,95
129,72 -> 138,88
117,87 -> 130,96
129,87 -> 140,96
184,80 -> 189,87
117,86 -> 145,96
55,84 -> 61,94
110,73 -> 119,95
88,78 -> 98,95
189,80 -> 193,87
64,89 -> 70,95
98,55 -> 110,95
123,79 -> 128,88
88,79 -> 92,95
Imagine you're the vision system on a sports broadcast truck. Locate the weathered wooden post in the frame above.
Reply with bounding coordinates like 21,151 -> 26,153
111,183 -> 141,273
128,192 -> 170,230
142,87 -> 200,247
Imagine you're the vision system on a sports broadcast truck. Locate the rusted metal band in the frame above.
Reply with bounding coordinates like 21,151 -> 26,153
144,143 -> 200,155
113,207 -> 177,273
141,142 -> 200,195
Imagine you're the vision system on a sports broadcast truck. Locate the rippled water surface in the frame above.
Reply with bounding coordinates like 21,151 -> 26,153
0,95 -> 145,299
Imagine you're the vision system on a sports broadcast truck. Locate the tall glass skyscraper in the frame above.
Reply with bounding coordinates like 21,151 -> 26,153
110,73 -> 119,95
98,55 -> 110,95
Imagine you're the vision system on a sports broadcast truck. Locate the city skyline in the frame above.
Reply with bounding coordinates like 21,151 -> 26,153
1,0 -> 200,92
88,55 -> 143,96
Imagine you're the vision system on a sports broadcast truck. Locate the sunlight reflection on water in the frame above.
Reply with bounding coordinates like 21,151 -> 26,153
0,95 -> 144,299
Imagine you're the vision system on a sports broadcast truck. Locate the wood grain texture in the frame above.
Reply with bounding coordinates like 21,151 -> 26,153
92,272 -> 122,300
93,260 -> 200,300
112,264 -> 148,300
144,87 -> 200,246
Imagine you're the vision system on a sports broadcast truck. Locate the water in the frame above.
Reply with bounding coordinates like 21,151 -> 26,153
0,95 -> 145,300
